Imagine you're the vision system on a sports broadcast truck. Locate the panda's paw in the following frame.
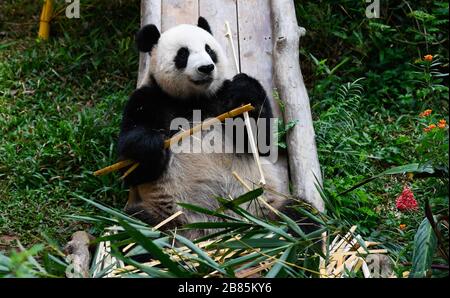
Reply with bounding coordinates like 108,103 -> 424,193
232,73 -> 260,89
118,127 -> 170,168
229,73 -> 267,106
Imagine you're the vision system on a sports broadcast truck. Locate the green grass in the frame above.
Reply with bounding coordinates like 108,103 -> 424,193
0,0 -> 140,247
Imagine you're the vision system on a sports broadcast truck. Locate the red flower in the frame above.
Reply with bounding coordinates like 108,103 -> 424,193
396,186 -> 419,212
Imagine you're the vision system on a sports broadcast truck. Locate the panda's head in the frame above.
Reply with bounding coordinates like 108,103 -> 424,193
136,17 -> 231,98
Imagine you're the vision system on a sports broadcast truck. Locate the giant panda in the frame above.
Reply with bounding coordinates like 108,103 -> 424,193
118,17 -> 315,239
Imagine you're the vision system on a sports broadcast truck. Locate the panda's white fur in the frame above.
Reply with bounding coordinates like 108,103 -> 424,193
146,24 -> 233,98
119,18 -> 312,239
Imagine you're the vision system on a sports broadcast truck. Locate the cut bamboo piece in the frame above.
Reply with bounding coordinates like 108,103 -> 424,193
94,159 -> 135,177
153,210 -> 183,230
320,225 -> 391,278
119,162 -> 140,180
235,261 -> 275,278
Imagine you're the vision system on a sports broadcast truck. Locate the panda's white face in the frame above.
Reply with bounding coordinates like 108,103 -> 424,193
150,24 -> 231,98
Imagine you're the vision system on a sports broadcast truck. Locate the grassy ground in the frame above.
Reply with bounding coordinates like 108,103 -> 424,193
0,0 -> 140,248
0,0 -> 448,277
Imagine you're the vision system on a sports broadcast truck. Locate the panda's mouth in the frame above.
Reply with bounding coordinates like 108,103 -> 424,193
190,77 -> 213,86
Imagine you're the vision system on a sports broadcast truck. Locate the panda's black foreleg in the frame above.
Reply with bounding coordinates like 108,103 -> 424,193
117,127 -> 170,185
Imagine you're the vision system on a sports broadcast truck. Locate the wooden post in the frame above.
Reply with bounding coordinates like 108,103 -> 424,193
137,0 -> 162,87
270,0 -> 324,211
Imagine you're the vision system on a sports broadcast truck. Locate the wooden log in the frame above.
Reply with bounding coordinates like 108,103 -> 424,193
64,231 -> 93,278
137,0 -> 162,87
161,0 -> 198,31
270,0 -> 324,211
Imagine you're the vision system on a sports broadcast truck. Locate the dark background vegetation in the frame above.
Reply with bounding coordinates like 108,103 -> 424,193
0,0 -> 448,277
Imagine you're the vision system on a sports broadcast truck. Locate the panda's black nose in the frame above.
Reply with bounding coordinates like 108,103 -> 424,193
197,64 -> 215,74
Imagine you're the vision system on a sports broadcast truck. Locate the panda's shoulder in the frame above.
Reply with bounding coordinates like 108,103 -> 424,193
125,85 -> 170,113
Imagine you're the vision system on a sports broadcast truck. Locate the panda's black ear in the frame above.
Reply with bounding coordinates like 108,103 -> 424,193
136,24 -> 160,53
197,17 -> 212,35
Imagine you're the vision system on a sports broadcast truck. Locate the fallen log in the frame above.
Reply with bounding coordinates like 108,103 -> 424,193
64,231 -> 94,278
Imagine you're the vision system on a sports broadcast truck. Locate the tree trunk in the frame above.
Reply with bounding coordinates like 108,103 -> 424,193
270,0 -> 324,211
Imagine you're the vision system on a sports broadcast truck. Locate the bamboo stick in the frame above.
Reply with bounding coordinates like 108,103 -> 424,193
94,104 -> 254,177
38,0 -> 53,40
225,21 -> 266,186
93,159 -> 134,177
119,162 -> 140,180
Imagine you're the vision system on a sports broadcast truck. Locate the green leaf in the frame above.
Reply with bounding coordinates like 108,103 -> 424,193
215,188 -> 263,213
74,194 -> 144,225
173,234 -> 229,276
118,219 -> 189,277
235,209 -> 296,242
184,222 -> 250,229
177,202 -> 238,221
339,163 -> 435,196
265,246 -> 293,278
217,238 -> 290,249
109,246 -> 176,278
409,218 -> 438,278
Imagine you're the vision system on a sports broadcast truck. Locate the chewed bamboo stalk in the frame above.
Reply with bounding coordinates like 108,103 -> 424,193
225,20 -> 266,186
93,104 -> 255,177
38,0 -> 53,40
119,162 -> 140,180
93,159 -> 134,177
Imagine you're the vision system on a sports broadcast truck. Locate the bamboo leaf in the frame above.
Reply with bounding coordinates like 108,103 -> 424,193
177,202 -> 238,221
217,238 -> 290,249
184,222 -> 250,229
173,234 -> 229,276
216,188 -> 263,212
235,209 -> 295,242
118,219 -> 189,277
339,163 -> 435,196
265,246 -> 292,278
74,194 -> 144,225
110,246 -> 176,278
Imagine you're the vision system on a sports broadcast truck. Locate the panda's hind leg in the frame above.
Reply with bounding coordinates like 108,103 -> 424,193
124,184 -> 181,229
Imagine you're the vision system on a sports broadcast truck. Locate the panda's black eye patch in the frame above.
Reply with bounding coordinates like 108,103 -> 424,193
174,47 -> 190,69
205,44 -> 218,63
